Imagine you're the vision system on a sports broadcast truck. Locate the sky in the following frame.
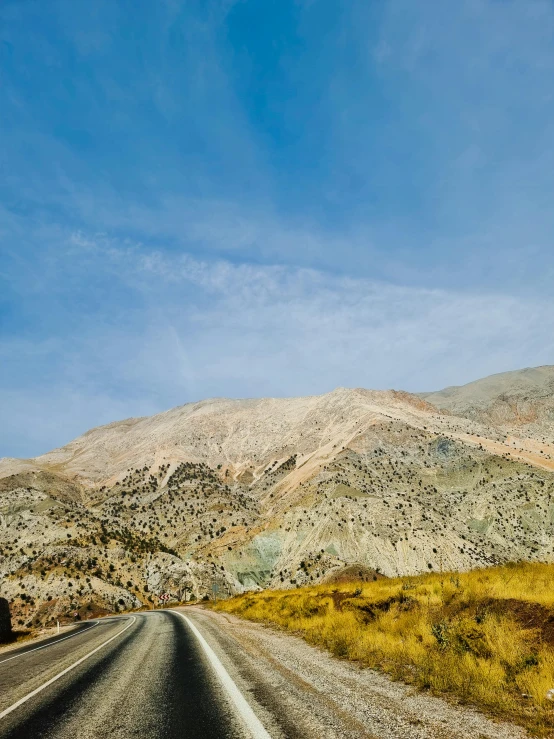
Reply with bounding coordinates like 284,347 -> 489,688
2,0 -> 554,458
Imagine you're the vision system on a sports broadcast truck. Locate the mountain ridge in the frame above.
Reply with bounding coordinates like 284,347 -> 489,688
2,365 -> 554,629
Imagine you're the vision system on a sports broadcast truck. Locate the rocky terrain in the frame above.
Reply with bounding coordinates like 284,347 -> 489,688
2,365 -> 554,628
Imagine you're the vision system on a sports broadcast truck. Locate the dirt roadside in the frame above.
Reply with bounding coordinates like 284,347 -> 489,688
184,606 -> 528,739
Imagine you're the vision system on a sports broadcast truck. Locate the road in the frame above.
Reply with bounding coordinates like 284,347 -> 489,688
0,607 -> 526,739
0,609 -> 267,739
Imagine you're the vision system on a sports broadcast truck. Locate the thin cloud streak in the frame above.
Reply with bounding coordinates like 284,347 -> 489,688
2,0 -> 554,457
3,233 -> 554,457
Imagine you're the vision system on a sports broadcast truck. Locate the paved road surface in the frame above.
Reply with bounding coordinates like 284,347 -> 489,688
0,609 -> 263,739
0,606 -> 527,739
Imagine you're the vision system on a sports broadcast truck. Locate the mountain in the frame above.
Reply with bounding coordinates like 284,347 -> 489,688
2,367 -> 554,629
420,365 -> 554,429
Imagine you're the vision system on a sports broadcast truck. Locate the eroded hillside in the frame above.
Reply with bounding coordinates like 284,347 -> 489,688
2,367 -> 554,628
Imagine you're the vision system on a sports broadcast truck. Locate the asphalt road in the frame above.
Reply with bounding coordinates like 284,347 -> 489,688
0,609 -> 266,739
0,606 -> 522,739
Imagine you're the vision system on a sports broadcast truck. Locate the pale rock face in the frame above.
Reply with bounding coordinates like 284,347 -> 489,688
2,366 -> 554,625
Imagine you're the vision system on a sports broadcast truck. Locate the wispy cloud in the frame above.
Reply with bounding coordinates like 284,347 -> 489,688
2,0 -> 554,457
3,230 -> 553,456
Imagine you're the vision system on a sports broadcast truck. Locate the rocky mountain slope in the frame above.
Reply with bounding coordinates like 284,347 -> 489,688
421,365 -> 554,429
2,366 -> 554,628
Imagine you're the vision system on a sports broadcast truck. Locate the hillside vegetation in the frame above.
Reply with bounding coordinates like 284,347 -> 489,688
3,365 -> 554,627
215,562 -> 554,736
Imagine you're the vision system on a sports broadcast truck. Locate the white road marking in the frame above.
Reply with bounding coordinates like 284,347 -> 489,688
0,616 -> 136,721
170,610 -> 271,739
0,623 -> 99,666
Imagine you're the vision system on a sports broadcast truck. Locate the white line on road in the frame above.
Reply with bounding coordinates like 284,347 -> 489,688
170,610 -> 271,739
0,622 -> 99,666
0,616 -> 136,721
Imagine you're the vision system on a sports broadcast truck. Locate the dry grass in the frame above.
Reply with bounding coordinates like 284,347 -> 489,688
215,562 -> 554,736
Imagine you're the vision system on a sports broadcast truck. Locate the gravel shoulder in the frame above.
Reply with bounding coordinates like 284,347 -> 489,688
184,606 -> 528,739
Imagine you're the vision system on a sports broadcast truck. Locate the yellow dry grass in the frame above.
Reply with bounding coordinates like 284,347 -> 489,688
215,562 -> 554,736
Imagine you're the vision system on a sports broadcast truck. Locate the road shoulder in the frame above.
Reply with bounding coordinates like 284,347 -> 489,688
183,606 -> 527,739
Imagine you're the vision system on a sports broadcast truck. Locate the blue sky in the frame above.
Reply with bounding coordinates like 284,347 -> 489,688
2,0 -> 554,457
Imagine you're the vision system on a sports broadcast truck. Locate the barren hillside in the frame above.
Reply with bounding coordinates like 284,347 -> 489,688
2,366 -> 554,628
421,365 -> 554,429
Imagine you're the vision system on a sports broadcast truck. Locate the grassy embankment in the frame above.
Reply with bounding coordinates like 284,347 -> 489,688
215,562 -> 554,736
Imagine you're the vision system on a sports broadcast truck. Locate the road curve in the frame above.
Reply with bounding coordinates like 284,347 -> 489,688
0,609 -> 265,739
0,605 -> 525,739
